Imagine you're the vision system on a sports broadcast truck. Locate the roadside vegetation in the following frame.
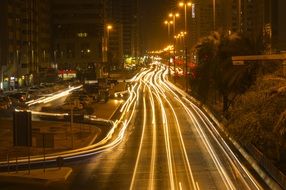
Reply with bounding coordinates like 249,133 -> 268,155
190,31 -> 286,173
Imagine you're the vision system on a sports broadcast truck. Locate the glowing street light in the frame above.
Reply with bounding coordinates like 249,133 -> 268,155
106,24 -> 113,40
164,20 -> 173,75
106,24 -> 113,77
178,1 -> 192,92
168,12 -> 180,76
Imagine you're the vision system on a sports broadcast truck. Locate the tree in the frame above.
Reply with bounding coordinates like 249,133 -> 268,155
191,33 -> 217,103
191,31 -> 263,114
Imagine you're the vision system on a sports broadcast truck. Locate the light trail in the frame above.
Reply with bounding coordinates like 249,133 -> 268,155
158,64 -> 262,190
129,86 -> 147,190
148,84 -> 157,190
31,111 -> 68,117
3,62 -> 265,190
148,70 -> 175,190
179,99 -> 236,190
185,98 -> 262,190
1,83 -> 139,166
158,66 -> 235,189
152,68 -> 197,190
26,85 -> 82,106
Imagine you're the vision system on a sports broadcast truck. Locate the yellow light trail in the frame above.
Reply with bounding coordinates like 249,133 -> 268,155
148,70 -> 175,190
158,64 -> 261,190
148,85 -> 157,190
153,68 -> 197,190
129,85 -> 147,190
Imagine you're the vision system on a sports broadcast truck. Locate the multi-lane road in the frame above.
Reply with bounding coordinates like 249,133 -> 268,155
68,63 -> 266,190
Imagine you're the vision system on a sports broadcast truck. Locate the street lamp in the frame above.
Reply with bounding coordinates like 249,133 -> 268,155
106,24 -> 113,76
107,24 -> 113,39
213,0 -> 216,30
164,20 -> 173,75
169,12 -> 179,77
179,1 -> 192,92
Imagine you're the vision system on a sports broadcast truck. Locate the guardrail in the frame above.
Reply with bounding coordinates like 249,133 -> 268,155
245,144 -> 286,189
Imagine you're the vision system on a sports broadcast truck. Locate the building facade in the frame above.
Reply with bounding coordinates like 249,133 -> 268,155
229,0 -> 285,52
0,0 -> 51,90
51,0 -> 105,71
107,0 -> 141,68
187,0 -> 285,52
121,0 -> 140,59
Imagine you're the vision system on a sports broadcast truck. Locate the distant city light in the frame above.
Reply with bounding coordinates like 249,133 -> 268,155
77,32 -> 88,38
192,4 -> 195,18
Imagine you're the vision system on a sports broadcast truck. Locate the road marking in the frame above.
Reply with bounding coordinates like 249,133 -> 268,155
129,94 -> 147,190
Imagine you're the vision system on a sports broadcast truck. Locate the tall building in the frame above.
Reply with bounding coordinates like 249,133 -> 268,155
107,0 -> 141,67
121,0 -> 140,58
189,0 -> 217,48
230,0 -> 286,52
0,0 -> 51,90
188,0 -> 286,53
106,0 -> 124,70
38,0 -> 52,68
51,0 -> 105,71
230,0 -> 264,40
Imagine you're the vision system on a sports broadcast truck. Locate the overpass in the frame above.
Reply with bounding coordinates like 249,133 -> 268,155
232,53 -> 286,65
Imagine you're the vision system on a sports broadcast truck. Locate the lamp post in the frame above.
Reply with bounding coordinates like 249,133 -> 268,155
169,13 -> 179,77
164,20 -> 173,75
179,1 -> 192,92
213,0 -> 216,30
106,24 -> 113,77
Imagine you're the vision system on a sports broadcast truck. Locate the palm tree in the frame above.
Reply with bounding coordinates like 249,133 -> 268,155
192,31 -> 263,114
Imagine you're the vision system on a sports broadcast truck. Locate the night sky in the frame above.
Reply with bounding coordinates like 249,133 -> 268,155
141,0 -> 171,52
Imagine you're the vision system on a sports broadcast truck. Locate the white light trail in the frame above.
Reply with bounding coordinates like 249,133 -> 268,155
26,85 -> 82,106
129,95 -> 147,190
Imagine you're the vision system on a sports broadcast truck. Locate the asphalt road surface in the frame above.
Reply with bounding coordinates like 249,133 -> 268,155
66,64 -> 266,190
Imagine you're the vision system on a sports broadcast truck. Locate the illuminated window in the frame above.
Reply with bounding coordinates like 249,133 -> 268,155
77,32 -> 88,38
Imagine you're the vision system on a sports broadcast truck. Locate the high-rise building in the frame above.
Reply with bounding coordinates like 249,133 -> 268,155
230,0 -> 286,52
105,0 -> 124,70
188,0 -> 286,52
51,0 -> 105,70
108,0 -> 140,67
230,0 -> 264,39
0,0 -> 51,90
121,0 -> 140,58
189,0 -> 216,48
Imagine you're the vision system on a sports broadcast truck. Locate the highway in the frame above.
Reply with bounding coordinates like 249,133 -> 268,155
68,63 -> 265,190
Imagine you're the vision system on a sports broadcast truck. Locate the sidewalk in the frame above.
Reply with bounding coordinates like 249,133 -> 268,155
0,167 -> 72,185
0,119 -> 100,161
